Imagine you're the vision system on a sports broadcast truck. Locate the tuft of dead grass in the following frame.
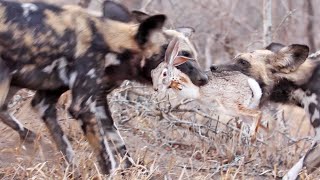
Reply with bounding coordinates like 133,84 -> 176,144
0,81 -> 320,179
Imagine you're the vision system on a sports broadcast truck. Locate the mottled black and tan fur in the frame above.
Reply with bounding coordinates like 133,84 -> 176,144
0,0 -> 168,174
0,0 -> 209,175
211,43 -> 320,179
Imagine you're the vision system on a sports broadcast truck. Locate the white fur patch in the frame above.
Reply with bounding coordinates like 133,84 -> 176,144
62,135 -> 75,162
58,57 -> 69,85
315,128 -> 320,141
176,83 -> 200,99
95,106 -> 107,119
283,156 -> 305,180
43,60 -> 58,73
105,54 -> 120,67
10,114 -> 25,131
247,78 -> 262,109
103,136 -> 117,172
69,72 -> 78,88
21,3 -> 38,17
35,100 -> 49,116
312,109 -> 320,125
86,69 -> 96,78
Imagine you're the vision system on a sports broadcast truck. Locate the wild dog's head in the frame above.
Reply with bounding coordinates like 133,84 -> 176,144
100,1 -> 167,61
151,37 -> 200,97
102,3 -> 208,86
210,43 -> 311,99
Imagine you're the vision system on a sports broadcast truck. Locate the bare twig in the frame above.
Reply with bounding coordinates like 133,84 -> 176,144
306,0 -> 316,52
308,50 -> 320,59
263,0 -> 272,46
205,36 -> 213,70
273,9 -> 297,38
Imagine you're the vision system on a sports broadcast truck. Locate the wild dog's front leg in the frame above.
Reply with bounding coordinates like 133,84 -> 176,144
67,56 -> 130,174
31,89 -> 74,162
0,86 -> 36,142
69,82 -> 131,174
96,88 -> 132,168
284,89 -> 320,179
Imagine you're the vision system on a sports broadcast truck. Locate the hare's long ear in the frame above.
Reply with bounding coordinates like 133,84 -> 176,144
173,56 -> 192,66
165,37 -> 180,65
176,27 -> 195,38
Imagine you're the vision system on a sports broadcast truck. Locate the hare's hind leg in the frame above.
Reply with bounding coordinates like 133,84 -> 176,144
237,104 -> 263,142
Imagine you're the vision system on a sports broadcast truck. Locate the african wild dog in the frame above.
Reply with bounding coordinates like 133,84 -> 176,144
0,0 -> 168,174
0,1 -> 208,174
210,43 -> 320,179
152,38 -> 264,141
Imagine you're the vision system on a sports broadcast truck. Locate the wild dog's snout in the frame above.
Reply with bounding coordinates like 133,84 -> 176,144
197,73 -> 208,86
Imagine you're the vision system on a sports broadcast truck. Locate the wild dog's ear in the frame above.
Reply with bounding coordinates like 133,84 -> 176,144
265,42 -> 285,53
135,15 -> 166,47
102,1 -> 131,22
131,10 -> 150,23
273,44 -> 309,73
176,27 -> 195,38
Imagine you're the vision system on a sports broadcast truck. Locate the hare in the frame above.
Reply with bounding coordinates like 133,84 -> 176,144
152,38 -> 264,140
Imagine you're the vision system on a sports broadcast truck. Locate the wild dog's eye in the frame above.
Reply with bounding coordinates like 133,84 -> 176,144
180,51 -> 191,57
238,59 -> 249,66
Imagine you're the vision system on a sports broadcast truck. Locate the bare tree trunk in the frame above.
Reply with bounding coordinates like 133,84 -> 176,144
78,0 -> 92,8
263,0 -> 272,47
205,37 -> 213,70
306,0 -> 316,52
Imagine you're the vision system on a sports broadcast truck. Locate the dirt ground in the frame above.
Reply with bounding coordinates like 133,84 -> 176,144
0,84 -> 320,180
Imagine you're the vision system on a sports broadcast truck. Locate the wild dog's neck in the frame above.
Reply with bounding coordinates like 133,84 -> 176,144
267,78 -> 299,105
299,63 -> 320,94
94,18 -> 141,54
103,45 -> 166,85
260,59 -> 320,107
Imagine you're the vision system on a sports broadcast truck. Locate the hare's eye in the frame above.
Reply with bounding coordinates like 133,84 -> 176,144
162,69 -> 168,77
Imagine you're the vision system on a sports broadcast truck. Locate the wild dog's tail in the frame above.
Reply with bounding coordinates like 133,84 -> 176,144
0,59 -> 10,107
247,78 -> 262,109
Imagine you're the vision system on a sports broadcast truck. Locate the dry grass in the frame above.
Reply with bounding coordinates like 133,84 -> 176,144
0,1 -> 319,179
0,83 -> 320,180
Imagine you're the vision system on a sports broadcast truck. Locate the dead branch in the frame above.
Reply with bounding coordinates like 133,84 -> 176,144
263,0 -> 272,46
306,0 -> 316,52
308,50 -> 320,59
78,0 -> 92,8
205,36 -> 213,70
140,0 -> 153,12
273,9 -> 297,39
